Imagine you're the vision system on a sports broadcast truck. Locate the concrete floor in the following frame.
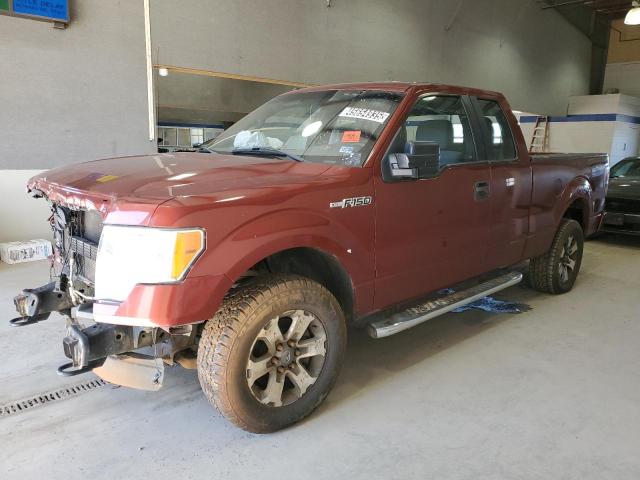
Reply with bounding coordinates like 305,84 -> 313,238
1,237 -> 639,479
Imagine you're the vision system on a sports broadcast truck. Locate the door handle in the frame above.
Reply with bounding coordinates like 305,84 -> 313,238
474,181 -> 490,201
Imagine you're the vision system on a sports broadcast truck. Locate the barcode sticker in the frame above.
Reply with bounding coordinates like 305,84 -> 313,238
339,107 -> 390,124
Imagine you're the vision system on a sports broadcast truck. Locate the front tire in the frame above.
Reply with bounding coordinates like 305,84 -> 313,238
528,219 -> 584,294
197,274 -> 346,433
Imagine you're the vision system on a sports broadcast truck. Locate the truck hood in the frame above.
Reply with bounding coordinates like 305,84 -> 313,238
29,152 -> 333,204
607,177 -> 640,200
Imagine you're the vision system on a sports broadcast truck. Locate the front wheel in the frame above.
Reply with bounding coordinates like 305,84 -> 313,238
197,274 -> 346,433
528,219 -> 584,294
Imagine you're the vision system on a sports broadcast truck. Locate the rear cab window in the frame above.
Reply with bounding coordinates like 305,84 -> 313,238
475,98 -> 517,161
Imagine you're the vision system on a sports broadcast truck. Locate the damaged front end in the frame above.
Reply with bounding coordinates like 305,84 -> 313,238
11,198 -> 198,390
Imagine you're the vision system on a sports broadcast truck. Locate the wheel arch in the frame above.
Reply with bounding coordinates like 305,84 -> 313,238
233,245 -> 356,323
563,197 -> 590,232
557,176 -> 593,232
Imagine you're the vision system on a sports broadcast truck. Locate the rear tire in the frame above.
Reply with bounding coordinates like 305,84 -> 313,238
197,274 -> 346,433
528,219 -> 584,294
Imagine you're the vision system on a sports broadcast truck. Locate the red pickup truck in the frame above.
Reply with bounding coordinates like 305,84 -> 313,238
12,82 -> 608,432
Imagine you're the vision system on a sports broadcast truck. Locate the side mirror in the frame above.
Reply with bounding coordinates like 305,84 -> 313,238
382,141 -> 440,182
386,153 -> 417,180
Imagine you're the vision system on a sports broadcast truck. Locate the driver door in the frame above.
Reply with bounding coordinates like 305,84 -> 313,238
374,94 -> 492,310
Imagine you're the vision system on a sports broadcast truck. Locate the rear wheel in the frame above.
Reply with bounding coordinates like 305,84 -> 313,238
197,274 -> 346,433
529,219 -> 584,294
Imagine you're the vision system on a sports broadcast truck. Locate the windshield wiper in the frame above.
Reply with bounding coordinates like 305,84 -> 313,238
231,147 -> 304,162
199,145 -> 220,154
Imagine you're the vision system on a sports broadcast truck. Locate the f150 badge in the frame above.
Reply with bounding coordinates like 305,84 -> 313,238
330,196 -> 373,209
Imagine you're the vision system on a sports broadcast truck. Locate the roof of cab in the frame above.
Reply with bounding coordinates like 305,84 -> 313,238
290,82 -> 505,100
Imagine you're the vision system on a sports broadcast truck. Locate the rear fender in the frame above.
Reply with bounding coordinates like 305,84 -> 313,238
555,176 -> 593,230
525,176 -> 593,259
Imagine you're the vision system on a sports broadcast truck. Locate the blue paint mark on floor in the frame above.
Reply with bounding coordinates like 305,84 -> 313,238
439,289 -> 530,314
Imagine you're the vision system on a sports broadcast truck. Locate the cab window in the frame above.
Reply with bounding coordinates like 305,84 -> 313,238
476,99 -> 517,161
388,95 -> 477,167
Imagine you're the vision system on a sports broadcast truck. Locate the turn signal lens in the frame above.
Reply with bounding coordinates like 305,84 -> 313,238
172,230 -> 205,280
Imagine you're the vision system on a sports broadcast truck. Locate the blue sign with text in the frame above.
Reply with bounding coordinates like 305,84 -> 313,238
12,0 -> 69,22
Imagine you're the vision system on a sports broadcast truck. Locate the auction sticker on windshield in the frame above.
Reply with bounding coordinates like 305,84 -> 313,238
339,107 -> 390,124
342,130 -> 362,143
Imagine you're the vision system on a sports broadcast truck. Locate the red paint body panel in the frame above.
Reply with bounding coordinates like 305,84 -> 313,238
373,162 -> 493,310
27,83 -> 609,327
111,275 -> 233,325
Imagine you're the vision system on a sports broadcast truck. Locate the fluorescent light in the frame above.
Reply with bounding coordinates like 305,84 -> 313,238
168,172 -> 196,181
625,1 -> 640,25
158,67 -> 169,77
215,196 -> 245,203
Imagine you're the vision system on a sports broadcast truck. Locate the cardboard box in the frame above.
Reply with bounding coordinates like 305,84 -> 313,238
0,239 -> 53,264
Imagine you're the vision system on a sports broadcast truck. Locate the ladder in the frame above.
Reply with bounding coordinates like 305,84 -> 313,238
529,116 -> 550,153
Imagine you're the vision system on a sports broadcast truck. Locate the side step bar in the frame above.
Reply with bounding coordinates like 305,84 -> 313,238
368,272 -> 523,339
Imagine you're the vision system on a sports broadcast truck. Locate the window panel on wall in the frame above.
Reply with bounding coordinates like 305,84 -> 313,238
177,128 -> 191,147
190,128 -> 204,146
161,127 -> 177,146
204,128 -> 221,142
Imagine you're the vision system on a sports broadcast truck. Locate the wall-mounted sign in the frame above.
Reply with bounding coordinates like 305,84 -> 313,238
0,0 -> 69,24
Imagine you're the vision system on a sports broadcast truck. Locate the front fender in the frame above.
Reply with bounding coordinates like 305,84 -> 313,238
101,208 -> 375,327
193,208 -> 374,287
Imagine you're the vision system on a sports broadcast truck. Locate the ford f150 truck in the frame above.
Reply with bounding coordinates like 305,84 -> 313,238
11,82 -> 609,432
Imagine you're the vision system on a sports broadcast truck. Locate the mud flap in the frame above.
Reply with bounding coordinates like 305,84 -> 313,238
93,355 -> 165,391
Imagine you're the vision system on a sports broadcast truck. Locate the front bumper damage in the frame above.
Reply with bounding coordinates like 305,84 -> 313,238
10,199 -> 202,390
11,282 -> 74,327
11,281 -> 198,390
59,320 -> 166,391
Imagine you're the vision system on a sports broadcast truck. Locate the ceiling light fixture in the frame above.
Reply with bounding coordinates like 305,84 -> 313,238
158,67 -> 169,77
625,1 -> 640,25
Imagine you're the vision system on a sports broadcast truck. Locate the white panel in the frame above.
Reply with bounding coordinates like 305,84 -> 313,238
611,123 -> 640,165
568,95 -> 622,115
568,93 -> 640,117
547,122 -> 616,154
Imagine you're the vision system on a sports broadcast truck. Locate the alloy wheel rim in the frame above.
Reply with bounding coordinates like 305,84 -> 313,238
246,310 -> 327,407
558,234 -> 579,283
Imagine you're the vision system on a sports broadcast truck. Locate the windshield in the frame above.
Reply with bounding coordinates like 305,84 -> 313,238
611,158 -> 640,178
202,89 -> 403,167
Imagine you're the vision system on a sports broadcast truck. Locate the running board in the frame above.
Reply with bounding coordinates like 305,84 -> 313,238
368,272 -> 523,339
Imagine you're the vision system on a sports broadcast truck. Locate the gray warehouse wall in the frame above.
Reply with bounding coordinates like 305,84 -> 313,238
0,1 -> 155,242
151,0 -> 592,115
0,1 -> 154,171
156,73 -> 296,125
